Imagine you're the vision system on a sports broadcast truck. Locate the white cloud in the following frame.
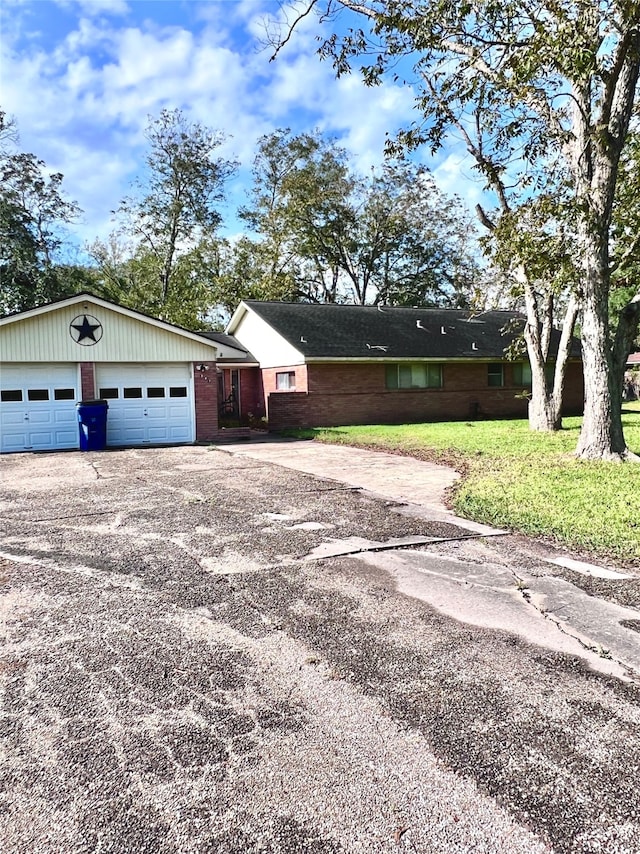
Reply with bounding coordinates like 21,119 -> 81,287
55,0 -> 130,16
319,74 -> 417,173
432,150 -> 486,209
102,27 -> 194,90
3,0 -> 484,252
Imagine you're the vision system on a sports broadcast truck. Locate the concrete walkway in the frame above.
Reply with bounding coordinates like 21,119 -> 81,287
218,436 -> 640,681
218,435 -> 498,534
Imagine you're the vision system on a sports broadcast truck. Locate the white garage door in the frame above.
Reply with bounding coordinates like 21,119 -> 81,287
0,364 -> 79,453
95,363 -> 194,447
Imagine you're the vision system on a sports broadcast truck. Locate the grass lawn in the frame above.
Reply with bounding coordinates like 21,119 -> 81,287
289,401 -> 640,567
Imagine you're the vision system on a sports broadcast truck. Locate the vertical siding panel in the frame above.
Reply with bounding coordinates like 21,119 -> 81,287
1,303 -> 217,362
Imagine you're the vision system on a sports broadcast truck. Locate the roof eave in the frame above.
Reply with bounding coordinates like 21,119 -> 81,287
216,359 -> 260,367
225,301 -> 250,334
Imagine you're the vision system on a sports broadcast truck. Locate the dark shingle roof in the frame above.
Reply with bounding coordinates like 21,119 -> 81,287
241,301 -> 580,360
200,331 -> 257,363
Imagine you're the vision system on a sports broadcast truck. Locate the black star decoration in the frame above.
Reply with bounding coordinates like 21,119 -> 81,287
71,315 -> 102,344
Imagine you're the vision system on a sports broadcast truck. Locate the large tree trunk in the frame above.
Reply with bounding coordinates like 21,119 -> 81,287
568,26 -> 640,458
575,229 -> 628,459
521,274 -> 578,431
527,388 -> 561,431
550,294 -> 580,425
523,284 -> 556,430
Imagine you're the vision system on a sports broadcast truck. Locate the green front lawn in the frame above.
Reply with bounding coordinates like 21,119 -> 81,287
289,402 -> 640,566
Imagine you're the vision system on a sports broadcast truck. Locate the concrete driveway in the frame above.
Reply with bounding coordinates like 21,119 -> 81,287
1,443 -> 640,853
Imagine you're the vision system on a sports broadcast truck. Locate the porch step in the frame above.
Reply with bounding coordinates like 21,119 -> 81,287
213,427 -> 252,442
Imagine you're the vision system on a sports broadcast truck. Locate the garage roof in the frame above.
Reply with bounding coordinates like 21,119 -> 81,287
1,292 -> 220,363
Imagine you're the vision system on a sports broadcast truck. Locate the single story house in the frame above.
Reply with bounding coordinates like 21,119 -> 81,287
226,300 -> 584,429
0,293 -> 257,453
0,294 -> 585,452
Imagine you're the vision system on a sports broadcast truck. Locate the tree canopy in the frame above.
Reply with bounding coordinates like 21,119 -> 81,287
90,108 -> 237,329
0,111 -> 83,315
270,0 -> 640,459
232,128 -> 481,309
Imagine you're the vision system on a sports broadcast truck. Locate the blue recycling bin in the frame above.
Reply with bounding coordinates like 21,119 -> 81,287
76,400 -> 109,451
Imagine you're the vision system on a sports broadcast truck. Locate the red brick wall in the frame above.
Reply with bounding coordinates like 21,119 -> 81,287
193,361 -> 218,441
307,363 -> 380,394
561,362 -> 585,413
80,362 -> 95,400
239,368 -> 265,418
266,361 -> 584,429
261,365 -> 308,419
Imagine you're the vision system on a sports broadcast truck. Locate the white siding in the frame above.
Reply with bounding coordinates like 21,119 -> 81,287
0,301 -> 217,363
231,308 -> 304,368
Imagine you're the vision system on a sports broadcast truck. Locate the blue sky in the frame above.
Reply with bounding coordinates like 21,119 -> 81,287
1,0 -> 482,252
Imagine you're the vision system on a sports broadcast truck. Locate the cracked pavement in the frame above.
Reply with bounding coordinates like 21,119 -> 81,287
1,443 -> 640,853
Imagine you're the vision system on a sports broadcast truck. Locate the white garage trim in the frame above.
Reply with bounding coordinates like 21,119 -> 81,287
0,363 -> 80,452
95,363 -> 194,447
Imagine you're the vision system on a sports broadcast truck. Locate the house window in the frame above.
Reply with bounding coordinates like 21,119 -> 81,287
123,387 -> 143,398
1,390 -> 22,402
147,387 -> 165,398
512,362 -> 555,386
512,363 -> 532,386
28,389 -> 49,401
169,386 -> 187,398
276,371 -> 296,390
54,388 -> 75,400
100,388 -> 119,399
385,364 -> 443,389
488,364 -> 504,387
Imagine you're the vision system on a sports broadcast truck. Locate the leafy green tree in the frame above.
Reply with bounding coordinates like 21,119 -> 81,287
239,129 -> 355,303
211,236 -> 300,316
478,193 -> 580,431
91,108 -> 236,327
0,111 -> 82,314
610,132 -> 640,403
89,234 -> 217,330
240,129 -> 480,307
270,1 -> 640,459
354,161 -> 479,307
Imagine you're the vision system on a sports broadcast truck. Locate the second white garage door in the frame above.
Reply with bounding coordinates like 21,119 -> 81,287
95,363 -> 194,447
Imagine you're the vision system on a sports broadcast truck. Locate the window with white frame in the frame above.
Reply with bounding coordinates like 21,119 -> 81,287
276,371 -> 296,390
385,363 -> 443,389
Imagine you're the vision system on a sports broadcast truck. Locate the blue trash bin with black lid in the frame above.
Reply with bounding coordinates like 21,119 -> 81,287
76,400 -> 109,451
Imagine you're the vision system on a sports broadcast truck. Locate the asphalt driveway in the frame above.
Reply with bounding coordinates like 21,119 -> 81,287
1,444 -> 640,853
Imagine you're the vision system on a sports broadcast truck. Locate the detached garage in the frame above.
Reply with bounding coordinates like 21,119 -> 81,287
0,293 -> 226,453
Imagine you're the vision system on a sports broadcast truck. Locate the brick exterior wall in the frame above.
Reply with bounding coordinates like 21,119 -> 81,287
80,362 -> 95,400
193,361 -> 218,441
262,365 -> 309,398
266,361 -> 584,429
239,368 -> 266,419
